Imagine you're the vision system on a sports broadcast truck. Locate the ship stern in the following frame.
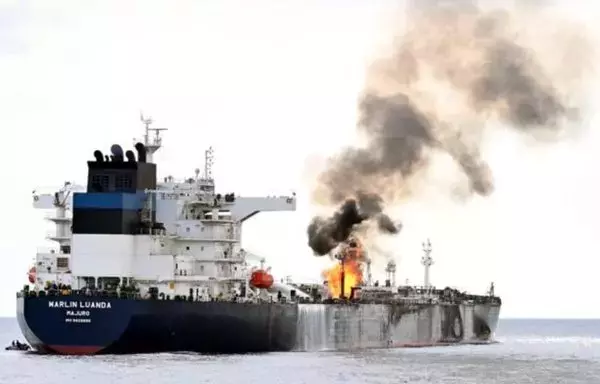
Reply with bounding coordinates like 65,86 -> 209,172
17,293 -> 134,355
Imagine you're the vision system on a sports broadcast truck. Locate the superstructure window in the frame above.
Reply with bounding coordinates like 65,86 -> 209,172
56,257 -> 69,269
115,175 -> 132,190
91,175 -> 110,191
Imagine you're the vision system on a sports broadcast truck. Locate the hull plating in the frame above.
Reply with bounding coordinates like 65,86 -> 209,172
295,303 -> 500,351
17,296 -> 297,355
17,296 -> 500,355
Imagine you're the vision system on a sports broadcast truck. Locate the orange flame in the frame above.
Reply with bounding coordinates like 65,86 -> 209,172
322,240 -> 364,299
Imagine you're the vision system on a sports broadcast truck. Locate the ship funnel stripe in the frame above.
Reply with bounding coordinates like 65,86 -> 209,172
73,193 -> 147,210
72,209 -> 146,235
72,192 -> 158,235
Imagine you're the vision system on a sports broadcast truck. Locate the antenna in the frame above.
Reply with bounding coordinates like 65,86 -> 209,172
204,147 -> 214,180
385,260 -> 396,287
421,238 -> 434,289
138,112 -> 168,163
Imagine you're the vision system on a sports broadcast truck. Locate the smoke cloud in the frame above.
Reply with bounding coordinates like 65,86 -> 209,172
307,192 -> 400,256
307,2 -> 592,256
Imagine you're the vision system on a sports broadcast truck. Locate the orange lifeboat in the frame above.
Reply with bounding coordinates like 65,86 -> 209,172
27,266 -> 36,284
249,269 -> 274,289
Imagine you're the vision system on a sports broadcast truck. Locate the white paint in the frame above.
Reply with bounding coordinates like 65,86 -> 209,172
71,234 -> 135,277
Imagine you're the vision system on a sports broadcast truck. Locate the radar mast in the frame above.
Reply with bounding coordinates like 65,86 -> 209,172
421,238 -> 434,289
204,147 -> 214,180
140,112 -> 168,163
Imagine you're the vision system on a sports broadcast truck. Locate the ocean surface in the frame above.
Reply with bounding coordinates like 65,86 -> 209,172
1,318 -> 600,383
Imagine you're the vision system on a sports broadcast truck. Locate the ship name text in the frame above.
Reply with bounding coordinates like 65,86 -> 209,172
48,301 -> 112,309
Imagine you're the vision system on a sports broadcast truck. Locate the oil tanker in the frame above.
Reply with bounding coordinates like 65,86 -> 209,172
16,116 -> 501,354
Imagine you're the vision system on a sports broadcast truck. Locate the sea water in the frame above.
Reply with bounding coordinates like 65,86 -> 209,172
2,317 -> 600,384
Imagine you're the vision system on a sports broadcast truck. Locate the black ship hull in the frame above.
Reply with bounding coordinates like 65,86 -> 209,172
17,294 -> 500,355
17,295 -> 297,354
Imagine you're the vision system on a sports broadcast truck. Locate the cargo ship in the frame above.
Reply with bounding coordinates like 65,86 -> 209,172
16,116 -> 501,355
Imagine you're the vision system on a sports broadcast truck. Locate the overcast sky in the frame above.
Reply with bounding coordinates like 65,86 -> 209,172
0,0 -> 599,318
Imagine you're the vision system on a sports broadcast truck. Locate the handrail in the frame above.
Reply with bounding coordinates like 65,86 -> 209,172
16,288 -> 501,306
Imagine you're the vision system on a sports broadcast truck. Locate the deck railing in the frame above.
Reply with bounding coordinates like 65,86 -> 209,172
16,288 -> 501,306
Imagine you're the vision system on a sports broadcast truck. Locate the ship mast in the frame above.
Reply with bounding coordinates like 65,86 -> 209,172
140,112 -> 168,163
421,238 -> 433,289
204,147 -> 214,180
385,260 -> 396,287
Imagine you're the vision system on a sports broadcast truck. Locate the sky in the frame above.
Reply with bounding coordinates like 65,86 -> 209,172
0,0 -> 599,318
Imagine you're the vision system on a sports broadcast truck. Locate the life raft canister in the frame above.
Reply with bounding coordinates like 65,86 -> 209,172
27,266 -> 36,284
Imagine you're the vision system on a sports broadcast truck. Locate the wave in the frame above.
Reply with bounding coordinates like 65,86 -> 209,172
498,336 -> 600,345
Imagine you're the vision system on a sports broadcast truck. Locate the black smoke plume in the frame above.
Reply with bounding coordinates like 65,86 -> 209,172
307,2 -> 591,256
307,192 -> 400,256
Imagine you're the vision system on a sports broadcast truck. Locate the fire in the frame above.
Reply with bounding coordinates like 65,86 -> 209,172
322,259 -> 363,299
322,239 -> 364,299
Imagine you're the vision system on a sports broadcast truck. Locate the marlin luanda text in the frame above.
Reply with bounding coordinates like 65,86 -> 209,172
48,301 -> 112,309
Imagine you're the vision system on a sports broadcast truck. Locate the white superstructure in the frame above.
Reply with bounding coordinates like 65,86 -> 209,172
31,182 -> 85,288
29,116 -> 298,302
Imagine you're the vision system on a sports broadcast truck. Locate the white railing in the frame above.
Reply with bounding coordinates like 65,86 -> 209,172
171,274 -> 246,282
158,178 -> 215,187
43,211 -> 57,219
148,187 -> 295,201
44,212 -> 72,220
173,235 -> 238,243
177,215 -> 235,223
188,256 -> 245,263
36,247 -> 63,255
45,231 -> 70,240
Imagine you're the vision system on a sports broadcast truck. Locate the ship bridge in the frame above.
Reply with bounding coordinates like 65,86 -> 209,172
32,182 -> 86,210
229,195 -> 296,222
147,144 -> 296,225
146,188 -> 296,225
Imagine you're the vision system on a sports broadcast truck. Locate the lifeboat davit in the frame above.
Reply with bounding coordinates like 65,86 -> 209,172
250,269 -> 274,289
27,266 -> 36,284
